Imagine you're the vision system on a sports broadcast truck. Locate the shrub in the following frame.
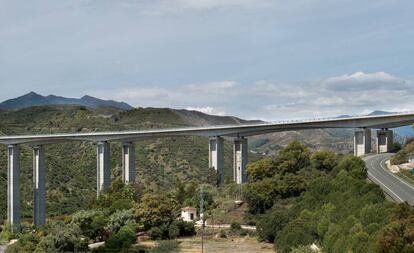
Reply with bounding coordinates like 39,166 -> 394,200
168,224 -> 180,239
0,229 -> 12,244
106,209 -> 135,234
33,236 -> 57,253
230,223 -> 242,231
172,220 -> 195,237
71,210 -> 107,241
34,222 -> 88,253
105,222 -> 137,251
149,224 -> 169,240
5,233 -> 39,253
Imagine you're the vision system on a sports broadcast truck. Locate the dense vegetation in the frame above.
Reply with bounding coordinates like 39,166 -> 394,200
244,141 -> 414,252
1,179 -> 196,252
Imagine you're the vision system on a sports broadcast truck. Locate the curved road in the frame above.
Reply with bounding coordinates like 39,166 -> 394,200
364,153 -> 414,205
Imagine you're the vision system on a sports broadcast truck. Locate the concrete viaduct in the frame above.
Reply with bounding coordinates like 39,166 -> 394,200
1,112 -> 414,230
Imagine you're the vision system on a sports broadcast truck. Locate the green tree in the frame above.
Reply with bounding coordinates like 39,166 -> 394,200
247,157 -> 278,181
243,178 -> 278,214
170,220 -> 195,237
334,155 -> 367,180
276,141 -> 311,175
70,210 -> 108,241
134,193 -> 178,230
104,222 -> 137,251
311,150 -> 337,172
35,222 -> 88,253
275,216 -> 315,253
278,174 -> 307,198
257,209 -> 289,243
375,203 -> 414,253
106,209 -> 135,234
5,233 -> 39,253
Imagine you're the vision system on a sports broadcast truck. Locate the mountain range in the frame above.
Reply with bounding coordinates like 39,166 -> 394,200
0,92 -> 133,110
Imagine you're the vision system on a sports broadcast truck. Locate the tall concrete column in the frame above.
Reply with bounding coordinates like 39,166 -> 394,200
33,146 -> 46,226
7,145 -> 20,232
122,142 -> 136,184
354,129 -> 371,157
377,129 -> 394,153
209,137 -> 224,185
233,137 -> 248,184
97,141 -> 111,196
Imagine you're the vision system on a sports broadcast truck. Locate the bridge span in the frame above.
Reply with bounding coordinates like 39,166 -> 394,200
1,112 -> 414,230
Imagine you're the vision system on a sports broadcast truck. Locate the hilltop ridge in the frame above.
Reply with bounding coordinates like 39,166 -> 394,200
0,92 -> 134,110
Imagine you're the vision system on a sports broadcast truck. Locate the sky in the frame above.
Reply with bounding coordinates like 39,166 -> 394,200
0,0 -> 413,121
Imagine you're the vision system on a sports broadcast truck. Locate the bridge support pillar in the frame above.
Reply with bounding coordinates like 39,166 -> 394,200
7,145 -> 21,232
377,129 -> 393,153
97,141 -> 111,196
122,142 -> 136,184
233,137 -> 248,184
33,146 -> 46,226
354,129 -> 371,157
209,137 -> 224,185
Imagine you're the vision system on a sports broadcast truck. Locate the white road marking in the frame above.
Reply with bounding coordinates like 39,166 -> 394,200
367,171 -> 404,202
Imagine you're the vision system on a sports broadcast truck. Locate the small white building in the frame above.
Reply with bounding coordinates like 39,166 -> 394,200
181,207 -> 197,222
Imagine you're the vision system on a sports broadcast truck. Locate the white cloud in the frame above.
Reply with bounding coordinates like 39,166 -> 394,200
187,81 -> 239,94
89,72 -> 414,121
321,71 -> 410,91
186,106 -> 226,116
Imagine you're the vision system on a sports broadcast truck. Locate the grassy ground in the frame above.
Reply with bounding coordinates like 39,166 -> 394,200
177,237 -> 274,253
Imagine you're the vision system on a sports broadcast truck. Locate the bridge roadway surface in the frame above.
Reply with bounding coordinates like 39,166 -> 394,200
1,112 -> 414,145
364,153 -> 414,205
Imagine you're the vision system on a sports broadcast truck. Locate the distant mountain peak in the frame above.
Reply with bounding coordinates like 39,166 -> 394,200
0,92 -> 134,110
368,110 -> 394,116
81,95 -> 94,100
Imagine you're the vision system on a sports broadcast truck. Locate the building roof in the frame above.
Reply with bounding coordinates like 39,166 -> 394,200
181,207 -> 197,211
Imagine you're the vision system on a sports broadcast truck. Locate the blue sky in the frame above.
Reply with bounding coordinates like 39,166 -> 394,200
0,0 -> 413,120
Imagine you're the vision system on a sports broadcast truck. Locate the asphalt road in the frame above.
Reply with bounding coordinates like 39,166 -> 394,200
364,153 -> 414,205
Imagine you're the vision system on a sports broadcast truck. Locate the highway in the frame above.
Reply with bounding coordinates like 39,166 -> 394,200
364,153 -> 414,205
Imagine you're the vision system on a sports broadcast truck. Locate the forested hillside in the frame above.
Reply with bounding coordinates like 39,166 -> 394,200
244,142 -> 414,252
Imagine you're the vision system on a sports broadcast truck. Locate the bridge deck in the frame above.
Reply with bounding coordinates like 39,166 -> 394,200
0,112 -> 414,145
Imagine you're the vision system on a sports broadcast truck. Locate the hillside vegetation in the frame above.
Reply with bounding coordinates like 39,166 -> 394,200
0,105 -> 255,222
243,141 -> 414,252
2,139 -> 414,252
